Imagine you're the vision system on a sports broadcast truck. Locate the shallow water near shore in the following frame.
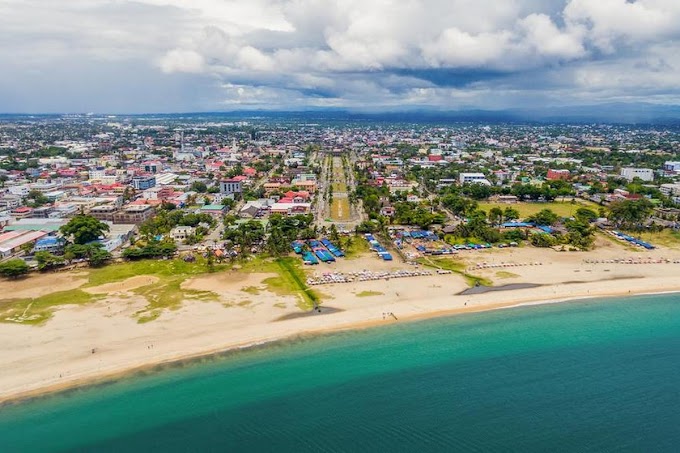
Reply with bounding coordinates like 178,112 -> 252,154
2,293 -> 680,452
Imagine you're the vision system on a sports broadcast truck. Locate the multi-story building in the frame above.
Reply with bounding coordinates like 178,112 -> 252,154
132,176 -> 156,190
112,205 -> 156,224
620,167 -> 654,182
89,205 -> 118,222
219,179 -> 242,197
546,169 -> 571,181
459,173 -> 491,186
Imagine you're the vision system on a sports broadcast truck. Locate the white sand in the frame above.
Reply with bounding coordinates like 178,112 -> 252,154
1,239 -> 679,403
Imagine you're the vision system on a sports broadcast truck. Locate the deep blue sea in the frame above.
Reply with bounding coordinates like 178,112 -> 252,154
2,293 -> 680,452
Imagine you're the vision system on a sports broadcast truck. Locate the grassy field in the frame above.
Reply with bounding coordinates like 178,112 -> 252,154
477,200 -> 602,219
86,258 -> 225,323
0,289 -> 103,325
0,254 -> 323,325
635,230 -> 680,250
331,197 -> 351,221
343,236 -> 370,259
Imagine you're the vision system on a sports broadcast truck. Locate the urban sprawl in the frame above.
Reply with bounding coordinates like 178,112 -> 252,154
0,115 -> 679,277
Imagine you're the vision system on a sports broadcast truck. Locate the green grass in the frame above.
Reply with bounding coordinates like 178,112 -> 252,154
636,230 -> 680,249
85,258 -> 224,323
478,200 -> 602,219
418,257 -> 493,287
259,257 -> 319,310
331,197 -> 351,221
241,286 -> 262,295
85,258 -> 226,287
356,291 -> 384,297
343,238 -> 370,259
0,289 -> 103,325
495,271 -> 520,279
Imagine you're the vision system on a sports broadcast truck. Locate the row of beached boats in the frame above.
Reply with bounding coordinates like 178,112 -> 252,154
584,258 -> 680,264
472,261 -> 544,270
307,269 -> 433,286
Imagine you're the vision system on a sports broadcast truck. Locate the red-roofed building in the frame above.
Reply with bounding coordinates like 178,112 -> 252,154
547,169 -> 571,181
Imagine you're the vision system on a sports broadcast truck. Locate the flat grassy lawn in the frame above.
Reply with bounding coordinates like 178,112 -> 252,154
477,200 -> 602,219
635,230 -> 680,250
343,238 -> 370,259
0,289 -> 103,325
86,258 -> 225,287
331,197 -> 351,221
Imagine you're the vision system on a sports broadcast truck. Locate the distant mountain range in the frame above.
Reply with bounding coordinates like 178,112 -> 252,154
2,103 -> 680,125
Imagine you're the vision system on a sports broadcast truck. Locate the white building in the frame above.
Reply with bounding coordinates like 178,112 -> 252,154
620,168 -> 654,182
170,226 -> 194,242
459,173 -> 491,186
663,161 -> 680,173
660,183 -> 680,197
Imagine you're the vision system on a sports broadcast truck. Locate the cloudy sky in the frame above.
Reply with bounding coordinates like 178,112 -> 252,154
1,0 -> 680,113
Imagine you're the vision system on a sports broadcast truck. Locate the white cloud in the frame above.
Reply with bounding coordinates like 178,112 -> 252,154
158,49 -> 206,73
1,0 -> 679,111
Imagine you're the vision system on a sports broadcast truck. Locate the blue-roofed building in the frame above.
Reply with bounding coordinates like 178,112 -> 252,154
501,222 -> 534,228
33,236 -> 65,253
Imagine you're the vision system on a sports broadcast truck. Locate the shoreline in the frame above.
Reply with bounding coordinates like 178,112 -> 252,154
2,283 -> 679,407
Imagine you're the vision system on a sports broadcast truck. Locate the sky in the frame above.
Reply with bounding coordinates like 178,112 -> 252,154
1,0 -> 680,113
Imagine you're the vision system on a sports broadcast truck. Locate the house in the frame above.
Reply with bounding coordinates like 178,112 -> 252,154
170,226 -> 195,242
0,195 -> 22,210
380,206 -> 395,217
269,202 -> 311,216
33,236 -> 65,253
489,195 -> 519,204
239,199 -> 274,218
546,169 -> 570,181
199,204 -> 227,218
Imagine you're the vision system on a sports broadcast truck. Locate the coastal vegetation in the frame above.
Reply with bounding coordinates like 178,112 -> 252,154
0,290 -> 102,325
356,291 -> 384,297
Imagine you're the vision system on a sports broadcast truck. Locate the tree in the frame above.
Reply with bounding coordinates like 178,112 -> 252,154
60,215 -> 110,245
488,207 -> 503,227
527,209 -> 559,226
329,224 -> 340,242
530,233 -> 557,248
574,208 -> 598,223
607,199 -> 654,231
34,251 -> 65,271
503,207 -> 520,221
26,189 -> 49,208
0,259 -> 30,279
191,181 -> 208,193
65,243 -> 112,266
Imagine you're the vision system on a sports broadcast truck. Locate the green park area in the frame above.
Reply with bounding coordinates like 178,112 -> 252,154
477,200 -> 603,219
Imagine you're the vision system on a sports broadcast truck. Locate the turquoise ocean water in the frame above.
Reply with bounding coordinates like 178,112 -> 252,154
2,293 -> 680,452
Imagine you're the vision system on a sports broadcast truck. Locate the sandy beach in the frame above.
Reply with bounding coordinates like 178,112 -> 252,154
1,237 -> 680,405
